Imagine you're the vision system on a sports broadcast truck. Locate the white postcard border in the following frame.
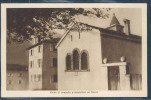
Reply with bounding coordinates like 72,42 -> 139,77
1,3 -> 147,97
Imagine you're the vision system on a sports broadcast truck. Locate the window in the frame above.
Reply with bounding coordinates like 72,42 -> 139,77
31,75 -> 33,81
81,52 -> 88,70
33,61 -> 34,68
38,75 -> 41,81
66,49 -> 89,72
38,59 -> 42,68
31,49 -> 33,56
8,73 -> 13,77
8,80 -> 12,85
73,50 -> 79,70
71,35 -> 72,41
66,55 -> 71,70
52,75 -> 57,83
34,75 -> 36,81
50,44 -> 55,51
35,75 -> 39,81
53,58 -> 57,67
53,44 -> 56,51
30,61 -> 33,68
8,73 -> 11,77
19,80 -> 22,84
19,73 -> 23,77
50,44 -> 56,51
38,46 -> 41,53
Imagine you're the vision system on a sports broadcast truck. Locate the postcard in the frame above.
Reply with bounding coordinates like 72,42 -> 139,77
1,3 -> 147,97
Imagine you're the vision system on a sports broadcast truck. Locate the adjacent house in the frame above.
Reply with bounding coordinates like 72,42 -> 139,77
6,41 -> 30,90
27,37 -> 59,90
6,64 -> 28,90
56,14 -> 142,90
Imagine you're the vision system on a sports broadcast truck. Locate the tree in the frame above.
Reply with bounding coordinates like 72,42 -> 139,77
7,8 -> 111,43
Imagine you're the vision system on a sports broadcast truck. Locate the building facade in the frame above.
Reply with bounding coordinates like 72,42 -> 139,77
6,64 -> 28,90
28,37 -> 59,90
56,14 -> 142,90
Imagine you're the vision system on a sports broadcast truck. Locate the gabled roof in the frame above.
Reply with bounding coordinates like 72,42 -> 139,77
55,23 -> 75,48
27,38 -> 60,50
110,13 -> 120,26
55,22 -> 141,48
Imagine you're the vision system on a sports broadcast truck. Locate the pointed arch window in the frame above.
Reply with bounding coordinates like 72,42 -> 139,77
66,55 -> 71,70
73,50 -> 79,70
81,52 -> 88,70
65,49 -> 89,72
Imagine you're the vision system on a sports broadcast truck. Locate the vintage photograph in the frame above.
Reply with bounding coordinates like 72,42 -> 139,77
1,3 -> 147,97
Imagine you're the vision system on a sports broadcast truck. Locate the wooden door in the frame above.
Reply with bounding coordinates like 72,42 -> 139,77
108,66 -> 120,90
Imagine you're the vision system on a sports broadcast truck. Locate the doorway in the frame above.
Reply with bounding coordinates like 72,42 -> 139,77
108,66 -> 120,90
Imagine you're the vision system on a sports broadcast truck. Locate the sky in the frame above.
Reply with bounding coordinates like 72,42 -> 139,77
112,8 -> 142,36
79,8 -> 142,36
56,8 -> 142,36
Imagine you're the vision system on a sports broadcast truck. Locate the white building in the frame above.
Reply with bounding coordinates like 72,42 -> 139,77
28,37 -> 59,90
56,14 -> 142,90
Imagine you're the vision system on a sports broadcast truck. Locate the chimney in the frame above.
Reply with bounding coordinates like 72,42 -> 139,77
30,35 -> 38,45
30,35 -> 35,45
123,19 -> 131,35
30,35 -> 42,45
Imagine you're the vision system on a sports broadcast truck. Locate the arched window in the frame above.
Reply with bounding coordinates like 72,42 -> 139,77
81,52 -> 88,70
73,50 -> 79,70
66,55 -> 71,70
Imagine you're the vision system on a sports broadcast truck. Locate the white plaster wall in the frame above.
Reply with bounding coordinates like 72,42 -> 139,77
57,29 -> 108,90
29,44 -> 43,90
